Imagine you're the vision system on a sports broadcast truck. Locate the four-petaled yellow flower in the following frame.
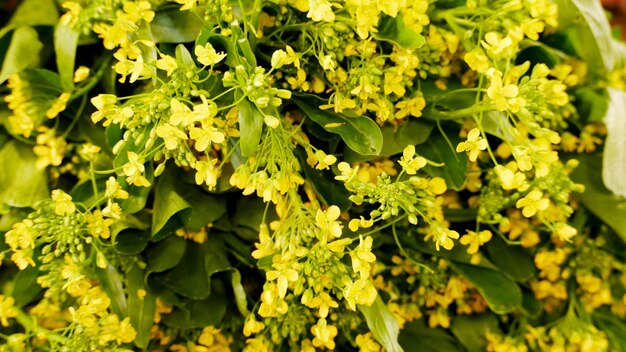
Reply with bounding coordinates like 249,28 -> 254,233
0,295 -> 18,327
311,318 -> 338,350
51,189 -> 76,216
195,43 -> 227,67
315,205 -> 343,239
398,145 -> 427,174
516,189 -> 550,218
459,230 -> 493,254
456,128 -> 488,162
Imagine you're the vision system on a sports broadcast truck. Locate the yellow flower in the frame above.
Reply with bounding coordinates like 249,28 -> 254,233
459,230 -> 492,254
258,283 -> 288,317
429,225 -> 459,251
0,295 -> 18,328
189,126 -> 225,152
516,189 -> 549,218
4,220 -> 36,251
315,205 -> 343,239
194,160 -> 219,189
301,290 -> 338,318
156,53 -> 178,76
243,315 -> 265,337
398,145 -> 427,174
73,66 -> 90,83
464,47 -> 490,73
156,123 -> 187,150
351,235 -> 376,278
343,278 -> 377,311
33,129 -> 67,169
170,98 -> 194,127
105,177 -> 129,199
307,149 -> 337,170
45,92 -> 71,119
486,70 -> 525,112
553,222 -> 576,242
102,200 -> 123,219
494,164 -> 528,191
195,43 -> 227,66
356,332 -> 381,352
307,0 -> 335,22
266,257 -> 299,298
395,94 -> 426,118
348,216 -> 374,232
456,128 -> 488,162
481,32 -> 515,59
311,318 -> 338,350
51,189 -> 76,216
122,152 -> 151,187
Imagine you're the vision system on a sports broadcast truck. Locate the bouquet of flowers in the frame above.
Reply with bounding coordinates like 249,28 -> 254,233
1,0 -> 626,350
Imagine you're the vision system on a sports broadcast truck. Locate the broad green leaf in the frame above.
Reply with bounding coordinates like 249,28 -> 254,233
0,141 -> 49,208
345,120 -> 434,162
572,86 -> 609,123
485,236 -> 535,282
416,129 -> 467,191
237,92 -> 264,157
555,0 -> 614,78
162,286 -> 227,329
54,23 -> 80,90
569,153 -> 626,241
10,265 -> 41,307
602,88 -> 626,197
358,296 -> 404,352
96,264 -> 128,317
450,314 -> 500,352
126,265 -> 156,349
293,95 -> 383,156
155,238 -> 231,300
151,9 -> 202,43
0,26 -> 43,84
373,15 -> 426,50
152,172 -> 191,236
145,235 -> 187,275
449,262 -> 522,314
0,0 -> 58,39
175,44 -> 195,66
399,320 -> 462,352
115,229 -> 151,255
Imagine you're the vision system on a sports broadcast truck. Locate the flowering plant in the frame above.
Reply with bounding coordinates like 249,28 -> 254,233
1,0 -> 626,350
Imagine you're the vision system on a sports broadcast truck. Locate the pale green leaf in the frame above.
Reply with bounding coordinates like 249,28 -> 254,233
0,141 -> 49,207
358,296 -> 404,352
54,23 -> 80,90
0,26 -> 43,83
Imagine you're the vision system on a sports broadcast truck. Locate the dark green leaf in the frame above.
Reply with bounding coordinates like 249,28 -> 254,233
569,153 -> 626,242
416,129 -> 467,191
162,284 -> 227,329
10,265 -> 41,307
449,262 -> 522,314
373,15 -> 426,50
0,141 -> 49,207
152,173 -> 191,236
145,235 -> 187,275
302,163 -> 352,211
115,229 -> 151,255
485,235 -> 535,282
572,86 -> 609,123
54,24 -> 79,90
0,26 -> 43,84
293,95 -> 383,156
399,320 -> 462,352
151,9 -> 202,43
450,314 -> 500,352
359,296 -> 404,352
96,264 -> 128,317
126,265 -> 156,349
155,238 -> 231,300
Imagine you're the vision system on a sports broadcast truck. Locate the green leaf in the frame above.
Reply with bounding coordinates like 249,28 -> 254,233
293,95 -> 383,156
237,92 -> 265,157
145,235 -> 187,276
54,23 -> 80,91
96,264 -> 128,317
572,86 -> 609,123
345,120 -> 434,162
555,0 -> 614,79
0,0 -> 58,39
485,236 -> 535,282
416,129 -> 467,191
602,88 -> 626,197
569,153 -> 626,241
449,262 -> 522,314
301,162 -> 352,211
155,238 -> 231,300
10,265 -> 41,307
450,314 -> 500,352
0,26 -> 43,84
126,265 -> 156,349
358,296 -> 404,352
231,270 -> 250,316
162,284 -> 227,329
0,141 -> 49,207
151,9 -> 202,43
373,15 -> 426,50
152,174 -> 191,236
115,229 -> 151,255
399,320 -> 462,352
